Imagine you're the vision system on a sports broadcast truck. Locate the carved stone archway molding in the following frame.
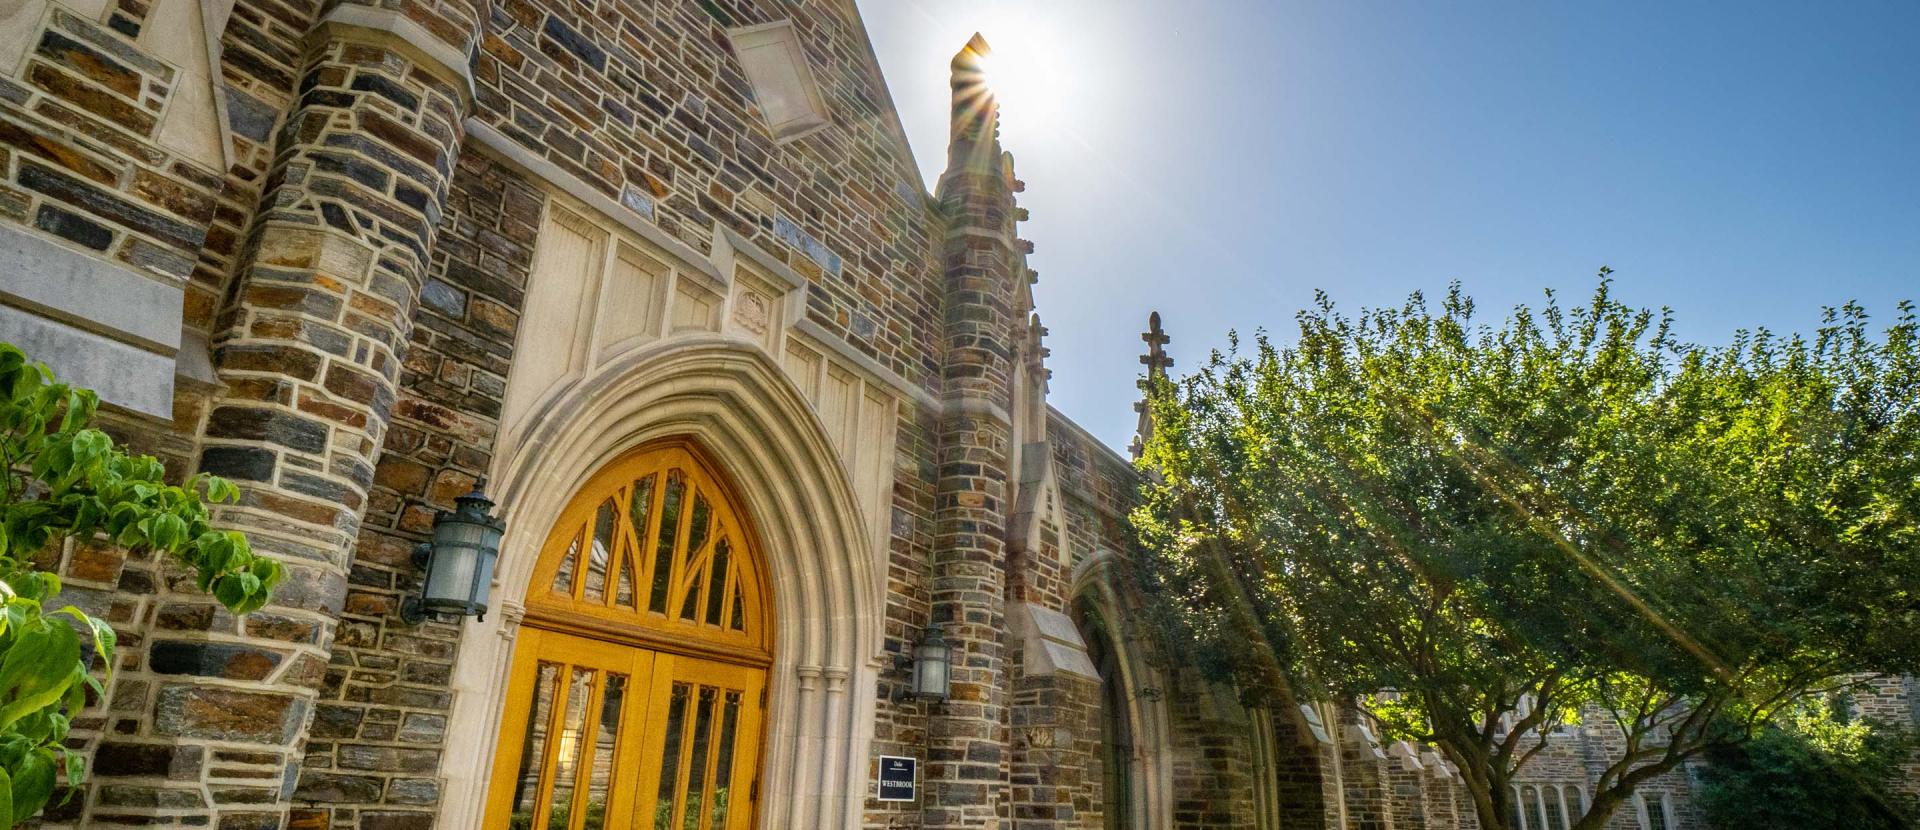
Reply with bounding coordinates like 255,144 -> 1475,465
439,335 -> 883,830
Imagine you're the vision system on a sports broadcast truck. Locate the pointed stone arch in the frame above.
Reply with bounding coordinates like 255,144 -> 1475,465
1071,549 -> 1176,829
440,334 -> 882,830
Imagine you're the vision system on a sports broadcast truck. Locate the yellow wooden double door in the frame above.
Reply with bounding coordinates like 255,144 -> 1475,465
484,442 -> 773,830
486,630 -> 764,830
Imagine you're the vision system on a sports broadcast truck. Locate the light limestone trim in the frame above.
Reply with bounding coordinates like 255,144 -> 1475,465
943,393 -> 1011,425
0,305 -> 174,417
709,221 -> 805,338
1010,602 -> 1097,679
174,327 -> 218,388
0,224 -> 184,418
1345,722 -> 1389,760
441,336 -> 881,830
791,316 -> 940,412
463,119 -> 725,287
314,4 -> 476,108
0,238 -> 179,352
199,0 -> 238,171
466,118 -> 944,418
726,20 -> 832,144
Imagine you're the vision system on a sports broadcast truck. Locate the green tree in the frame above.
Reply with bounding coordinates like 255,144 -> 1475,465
1697,693 -> 1917,829
0,342 -> 280,825
1133,275 -> 1920,830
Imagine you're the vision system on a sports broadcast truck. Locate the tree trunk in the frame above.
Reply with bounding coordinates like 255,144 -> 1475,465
1473,793 -> 1512,830
1571,791 -> 1628,830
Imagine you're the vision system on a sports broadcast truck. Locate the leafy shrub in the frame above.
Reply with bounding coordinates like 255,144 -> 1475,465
0,343 -> 280,824
1697,693 -> 1918,830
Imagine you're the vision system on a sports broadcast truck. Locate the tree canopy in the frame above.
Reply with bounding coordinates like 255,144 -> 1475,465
1133,276 -> 1920,830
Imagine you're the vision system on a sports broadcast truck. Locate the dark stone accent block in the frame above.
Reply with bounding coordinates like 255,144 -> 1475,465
18,162 -> 202,249
34,29 -> 142,98
0,118 -> 120,184
149,641 -> 284,681
542,16 -> 606,72
27,62 -> 157,136
293,773 -> 382,803
35,203 -> 111,250
360,812 -> 435,830
349,73 -> 419,110
310,149 -> 391,192
153,684 -> 306,744
224,86 -> 277,142
206,406 -> 330,454
50,9 -> 169,77
92,742 -> 205,779
199,445 -> 277,482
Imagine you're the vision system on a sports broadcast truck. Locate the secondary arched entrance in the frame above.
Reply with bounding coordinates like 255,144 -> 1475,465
483,440 -> 772,829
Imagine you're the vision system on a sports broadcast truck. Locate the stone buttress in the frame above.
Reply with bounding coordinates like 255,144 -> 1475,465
100,3 -> 480,826
925,33 -> 1018,830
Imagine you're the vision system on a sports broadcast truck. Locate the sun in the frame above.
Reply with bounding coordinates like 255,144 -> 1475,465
969,14 -> 1083,144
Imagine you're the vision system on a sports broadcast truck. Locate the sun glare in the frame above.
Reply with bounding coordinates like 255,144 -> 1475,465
969,13 -> 1084,145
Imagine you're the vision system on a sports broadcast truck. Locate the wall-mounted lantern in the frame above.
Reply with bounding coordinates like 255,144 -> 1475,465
893,622 -> 952,703
400,481 -> 504,624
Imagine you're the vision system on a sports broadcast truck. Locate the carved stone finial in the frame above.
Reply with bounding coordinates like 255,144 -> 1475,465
1132,311 -> 1173,460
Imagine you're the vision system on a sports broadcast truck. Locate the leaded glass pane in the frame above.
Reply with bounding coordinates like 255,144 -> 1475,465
648,472 -> 686,613
705,539 -> 731,626
551,531 -> 582,596
709,691 -> 741,829
1646,794 -> 1670,830
508,662 -> 560,830
548,667 -> 596,828
653,683 -> 690,830
580,673 -> 627,830
681,687 -> 716,830
729,582 -> 745,632
584,497 -> 618,603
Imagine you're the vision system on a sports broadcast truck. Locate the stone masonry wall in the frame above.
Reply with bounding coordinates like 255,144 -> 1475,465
471,0 -> 944,387
287,145 -> 542,830
0,8 -> 223,290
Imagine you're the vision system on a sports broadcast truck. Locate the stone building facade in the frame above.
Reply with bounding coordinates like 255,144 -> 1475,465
0,1 -> 1902,828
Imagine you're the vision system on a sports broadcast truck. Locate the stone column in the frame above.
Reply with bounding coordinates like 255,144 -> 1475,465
925,33 -> 1018,830
82,10 -> 475,827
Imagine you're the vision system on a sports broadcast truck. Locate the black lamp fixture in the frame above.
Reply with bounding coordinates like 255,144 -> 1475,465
400,479 -> 504,624
892,622 -> 953,703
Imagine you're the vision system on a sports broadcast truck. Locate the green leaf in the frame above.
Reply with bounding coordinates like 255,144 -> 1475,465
0,624 -> 79,732
10,747 -> 54,823
0,765 -> 15,830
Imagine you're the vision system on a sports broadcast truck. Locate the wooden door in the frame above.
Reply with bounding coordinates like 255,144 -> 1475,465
485,441 -> 773,829
632,655 -> 765,830
485,628 -> 655,829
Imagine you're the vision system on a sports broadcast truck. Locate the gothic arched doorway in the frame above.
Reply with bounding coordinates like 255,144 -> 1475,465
1078,597 -> 1141,830
483,440 -> 771,829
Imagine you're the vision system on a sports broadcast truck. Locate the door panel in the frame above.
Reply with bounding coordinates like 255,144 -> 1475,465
486,630 -> 655,829
634,655 -> 764,830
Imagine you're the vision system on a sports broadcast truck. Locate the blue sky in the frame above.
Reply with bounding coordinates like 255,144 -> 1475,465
857,1 -> 1920,452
